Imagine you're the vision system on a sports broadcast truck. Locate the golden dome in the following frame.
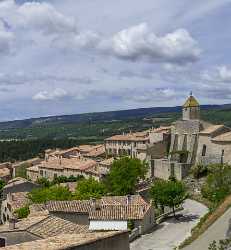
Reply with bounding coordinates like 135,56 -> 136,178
183,94 -> 199,108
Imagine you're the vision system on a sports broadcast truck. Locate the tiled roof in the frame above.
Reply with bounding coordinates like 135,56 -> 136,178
3,232 -> 125,250
27,216 -> 89,238
101,195 -> 148,206
212,131 -> 231,142
27,165 -> 39,172
99,158 -> 115,167
105,132 -> 149,142
183,95 -> 199,108
200,124 -> 225,135
89,204 -> 150,220
39,157 -> 97,171
46,200 -> 92,213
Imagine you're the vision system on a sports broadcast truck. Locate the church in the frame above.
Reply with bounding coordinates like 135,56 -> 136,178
152,93 -> 231,180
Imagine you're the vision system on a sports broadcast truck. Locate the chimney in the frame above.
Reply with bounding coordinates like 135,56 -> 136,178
91,198 -> 101,211
91,198 -> 96,211
126,194 -> 131,205
9,217 -> 16,230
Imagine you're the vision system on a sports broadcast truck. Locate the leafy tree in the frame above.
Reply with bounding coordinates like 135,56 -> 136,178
202,164 -> 231,203
150,179 -> 187,217
105,157 -> 148,195
36,177 -> 51,188
75,177 -> 107,200
14,206 -> 30,219
28,185 -> 72,203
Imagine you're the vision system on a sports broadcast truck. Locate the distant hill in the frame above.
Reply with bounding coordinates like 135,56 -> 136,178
0,104 -> 227,130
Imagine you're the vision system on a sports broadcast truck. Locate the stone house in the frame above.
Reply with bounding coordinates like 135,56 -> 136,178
1,192 -> 29,224
45,194 -> 154,234
105,127 -> 170,160
89,203 -> 154,234
27,157 -> 102,182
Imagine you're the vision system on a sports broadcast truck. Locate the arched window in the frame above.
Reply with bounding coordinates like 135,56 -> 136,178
202,145 -> 207,156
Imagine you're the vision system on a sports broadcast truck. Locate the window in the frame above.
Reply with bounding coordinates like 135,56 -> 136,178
202,145 -> 207,156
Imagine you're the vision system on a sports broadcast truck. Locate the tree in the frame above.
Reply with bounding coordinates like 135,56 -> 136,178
75,177 -> 107,200
105,157 -> 148,195
202,164 -> 231,203
28,185 -> 72,203
14,206 -> 30,219
150,179 -> 187,217
36,177 -> 51,188
209,239 -> 231,250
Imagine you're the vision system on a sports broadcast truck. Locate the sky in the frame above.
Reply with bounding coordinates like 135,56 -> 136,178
0,0 -> 231,121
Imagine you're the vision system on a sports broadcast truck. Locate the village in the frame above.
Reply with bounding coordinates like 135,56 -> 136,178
0,94 -> 230,249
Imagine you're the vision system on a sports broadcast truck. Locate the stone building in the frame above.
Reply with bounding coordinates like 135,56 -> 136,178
151,93 -> 231,180
27,157 -> 103,182
104,127 -> 171,177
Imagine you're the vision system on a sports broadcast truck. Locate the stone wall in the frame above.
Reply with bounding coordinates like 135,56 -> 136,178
72,231 -> 130,250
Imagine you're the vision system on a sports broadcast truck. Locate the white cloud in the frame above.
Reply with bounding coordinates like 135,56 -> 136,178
0,0 -> 77,35
99,23 -> 201,65
202,65 -> 231,83
33,88 -> 68,101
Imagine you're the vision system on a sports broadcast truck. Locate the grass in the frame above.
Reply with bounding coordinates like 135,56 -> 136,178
179,195 -> 231,248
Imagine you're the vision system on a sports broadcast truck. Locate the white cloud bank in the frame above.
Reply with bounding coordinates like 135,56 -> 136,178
0,1 -> 201,66
33,88 -> 68,101
99,23 -> 201,65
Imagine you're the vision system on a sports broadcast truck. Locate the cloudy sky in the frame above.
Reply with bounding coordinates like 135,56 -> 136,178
0,0 -> 231,121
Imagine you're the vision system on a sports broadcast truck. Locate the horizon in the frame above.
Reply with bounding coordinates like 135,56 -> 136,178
0,100 -> 229,123
0,1 -> 231,121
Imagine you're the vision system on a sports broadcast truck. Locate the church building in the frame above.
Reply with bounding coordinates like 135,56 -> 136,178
152,93 -> 231,180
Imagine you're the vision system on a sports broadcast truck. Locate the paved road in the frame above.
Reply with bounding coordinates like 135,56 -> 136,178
130,199 -> 208,250
184,207 -> 231,250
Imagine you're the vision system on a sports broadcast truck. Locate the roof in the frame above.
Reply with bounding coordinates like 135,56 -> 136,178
45,195 -> 147,214
27,165 -> 39,172
39,157 -> 97,171
89,204 -> 150,220
80,144 -> 105,157
212,131 -> 231,142
4,177 -> 34,189
46,200 -> 92,213
0,215 -> 89,238
27,216 -> 89,238
105,131 -> 149,142
200,124 -> 225,135
3,231 -> 125,250
183,95 -> 199,108
101,195 -> 148,206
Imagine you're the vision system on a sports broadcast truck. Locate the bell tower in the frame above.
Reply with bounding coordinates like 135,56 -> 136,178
182,92 -> 200,120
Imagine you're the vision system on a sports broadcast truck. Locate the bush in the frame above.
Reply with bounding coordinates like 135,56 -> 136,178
201,164 -> 231,203
191,164 -> 208,179
14,206 -> 30,219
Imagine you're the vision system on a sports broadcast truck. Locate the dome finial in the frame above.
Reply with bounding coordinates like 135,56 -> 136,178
190,91 -> 193,96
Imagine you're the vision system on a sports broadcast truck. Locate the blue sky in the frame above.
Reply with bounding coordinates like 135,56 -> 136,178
0,0 -> 231,121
